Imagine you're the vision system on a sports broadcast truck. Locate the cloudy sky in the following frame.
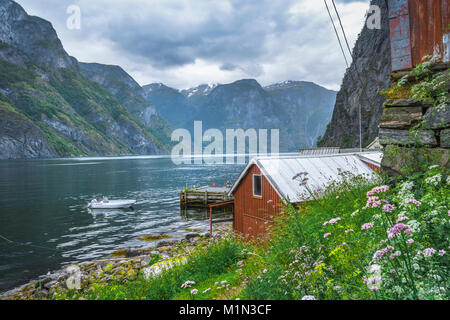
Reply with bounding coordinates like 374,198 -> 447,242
15,0 -> 372,91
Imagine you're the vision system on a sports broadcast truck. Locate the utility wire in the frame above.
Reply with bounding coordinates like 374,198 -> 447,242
331,0 -> 353,58
324,0 -> 349,68
330,0 -> 364,152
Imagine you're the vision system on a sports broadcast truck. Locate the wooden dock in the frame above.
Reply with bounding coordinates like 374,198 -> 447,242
180,186 -> 234,208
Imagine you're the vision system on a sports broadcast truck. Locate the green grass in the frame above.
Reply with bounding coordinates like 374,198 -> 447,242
240,167 -> 449,300
53,236 -> 248,300
49,166 -> 449,301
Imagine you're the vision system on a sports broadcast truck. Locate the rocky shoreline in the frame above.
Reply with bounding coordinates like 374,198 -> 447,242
0,227 -> 231,300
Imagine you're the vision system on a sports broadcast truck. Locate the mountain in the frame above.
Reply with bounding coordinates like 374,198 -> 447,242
317,0 -> 391,148
0,0 -> 171,159
77,63 -> 172,145
142,83 -> 195,128
264,81 -> 338,147
145,79 -> 337,151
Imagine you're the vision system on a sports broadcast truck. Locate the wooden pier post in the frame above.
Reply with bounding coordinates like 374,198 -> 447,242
210,206 -> 213,237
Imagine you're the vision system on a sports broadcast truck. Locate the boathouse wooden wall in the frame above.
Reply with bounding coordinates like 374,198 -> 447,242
360,160 -> 381,172
233,164 -> 282,237
389,0 -> 450,71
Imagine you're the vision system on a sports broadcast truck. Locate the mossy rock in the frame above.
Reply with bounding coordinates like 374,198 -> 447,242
138,234 -> 172,242
379,128 -> 437,146
379,106 -> 423,129
110,249 -> 130,257
381,145 -> 449,176
422,104 -> 450,130
181,228 -> 202,233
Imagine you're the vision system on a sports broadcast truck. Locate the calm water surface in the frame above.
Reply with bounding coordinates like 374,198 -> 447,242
0,156 -> 246,291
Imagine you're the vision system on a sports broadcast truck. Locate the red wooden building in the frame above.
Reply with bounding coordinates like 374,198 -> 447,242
228,153 -> 381,237
387,0 -> 449,71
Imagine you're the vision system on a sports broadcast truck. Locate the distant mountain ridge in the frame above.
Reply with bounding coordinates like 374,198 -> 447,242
0,0 -> 337,158
180,83 -> 219,98
144,79 -> 337,151
0,0 -> 171,159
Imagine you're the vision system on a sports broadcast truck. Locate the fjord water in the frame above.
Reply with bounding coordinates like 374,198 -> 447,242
0,156 -> 245,292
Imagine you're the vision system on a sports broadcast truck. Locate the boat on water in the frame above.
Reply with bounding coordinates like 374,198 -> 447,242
88,197 -> 136,209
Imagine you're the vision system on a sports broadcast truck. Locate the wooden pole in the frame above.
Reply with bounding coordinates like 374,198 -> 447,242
210,206 -> 212,237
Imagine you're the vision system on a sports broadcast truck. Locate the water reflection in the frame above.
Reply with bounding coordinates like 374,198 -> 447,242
0,156 -> 245,292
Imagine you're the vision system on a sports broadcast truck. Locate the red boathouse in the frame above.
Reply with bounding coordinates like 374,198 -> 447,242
228,153 -> 381,237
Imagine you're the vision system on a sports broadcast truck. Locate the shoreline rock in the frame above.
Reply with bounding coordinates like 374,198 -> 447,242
0,229 -> 228,300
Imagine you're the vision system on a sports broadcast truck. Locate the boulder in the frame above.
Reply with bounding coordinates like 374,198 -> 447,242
157,240 -> 179,248
185,233 -> 201,241
422,105 -> 450,129
65,265 -> 81,290
379,128 -> 437,146
379,106 -> 423,129
440,129 -> 450,148
381,145 -> 449,175
383,99 -> 433,108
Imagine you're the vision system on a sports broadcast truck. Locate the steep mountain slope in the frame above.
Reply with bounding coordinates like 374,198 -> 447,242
0,0 -> 170,159
265,81 -> 338,147
78,63 -> 173,146
317,0 -> 391,148
142,83 -> 195,128
145,79 -> 337,151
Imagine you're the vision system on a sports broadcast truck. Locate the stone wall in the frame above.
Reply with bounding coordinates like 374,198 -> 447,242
379,64 -> 449,176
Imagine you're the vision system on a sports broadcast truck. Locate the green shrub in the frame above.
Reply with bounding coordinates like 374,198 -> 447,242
241,166 -> 449,300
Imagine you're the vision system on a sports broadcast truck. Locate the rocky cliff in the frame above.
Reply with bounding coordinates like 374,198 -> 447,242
0,0 -> 171,159
318,0 -> 391,148
145,80 -> 337,151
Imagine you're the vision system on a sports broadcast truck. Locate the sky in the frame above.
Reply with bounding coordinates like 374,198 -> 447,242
15,0 -> 372,91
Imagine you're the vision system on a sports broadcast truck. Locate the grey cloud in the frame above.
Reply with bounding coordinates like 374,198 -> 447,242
15,0 -> 371,88
220,63 -> 238,71
100,0 -> 292,69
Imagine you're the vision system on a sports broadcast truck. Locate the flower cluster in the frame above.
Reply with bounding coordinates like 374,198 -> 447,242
407,199 -> 422,207
361,223 -> 374,231
396,216 -> 409,223
382,204 -> 396,213
367,186 -> 389,196
419,248 -> 437,257
181,280 -> 195,288
323,217 -> 341,226
425,174 -> 442,186
293,172 -> 309,186
364,264 -> 383,292
373,246 -> 395,260
387,223 -> 412,239
365,196 -> 382,208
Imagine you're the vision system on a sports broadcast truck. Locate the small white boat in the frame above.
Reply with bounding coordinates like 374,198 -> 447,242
88,198 -> 136,209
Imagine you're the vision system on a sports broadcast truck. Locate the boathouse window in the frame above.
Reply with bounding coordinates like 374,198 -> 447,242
253,174 -> 262,197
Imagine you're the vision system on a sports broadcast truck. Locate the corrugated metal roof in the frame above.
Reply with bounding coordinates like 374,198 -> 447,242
366,137 -> 381,150
340,148 -> 363,154
358,152 -> 383,166
299,147 -> 340,156
229,153 -> 380,203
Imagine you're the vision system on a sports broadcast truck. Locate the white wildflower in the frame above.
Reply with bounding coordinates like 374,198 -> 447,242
425,174 -> 442,186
